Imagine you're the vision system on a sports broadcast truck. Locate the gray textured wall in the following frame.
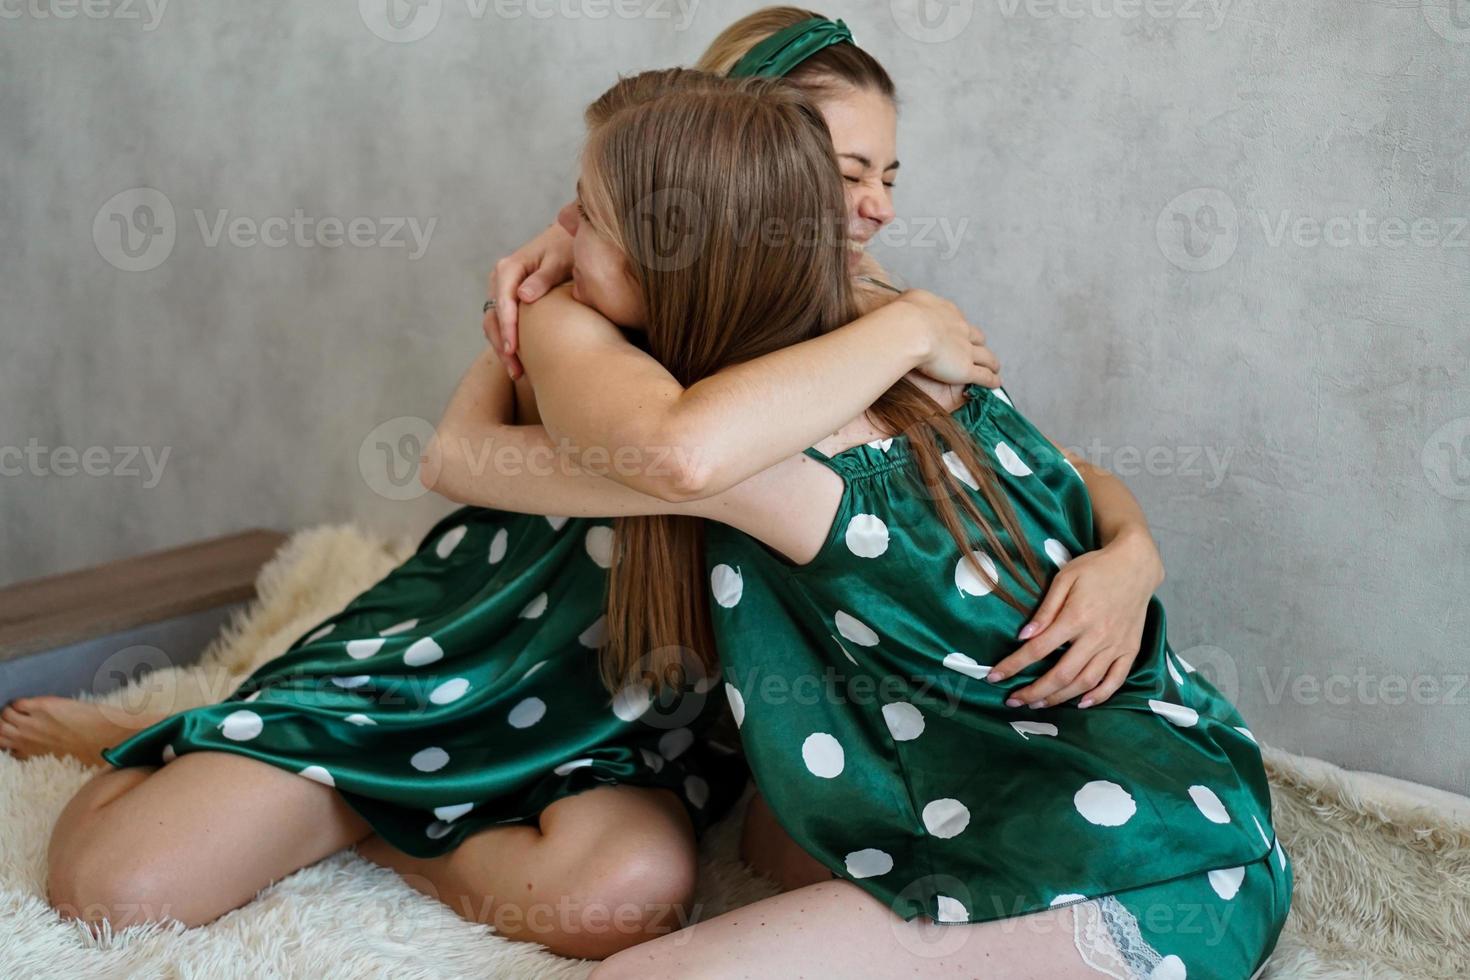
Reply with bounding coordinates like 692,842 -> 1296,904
2,1 -> 1466,794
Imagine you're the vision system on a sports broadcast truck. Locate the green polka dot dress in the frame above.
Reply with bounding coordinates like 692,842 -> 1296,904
706,384 -> 1290,972
102,508 -> 748,857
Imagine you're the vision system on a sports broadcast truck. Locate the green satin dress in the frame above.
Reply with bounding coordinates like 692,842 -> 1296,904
706,384 -> 1290,977
101,508 -> 748,857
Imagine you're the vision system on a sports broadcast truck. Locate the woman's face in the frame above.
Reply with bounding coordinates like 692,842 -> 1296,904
558,179 -> 647,329
816,85 -> 899,272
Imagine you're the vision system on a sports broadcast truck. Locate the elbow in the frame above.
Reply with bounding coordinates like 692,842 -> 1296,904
418,436 -> 444,494
656,457 -> 716,502
418,430 -> 466,503
639,428 -> 719,502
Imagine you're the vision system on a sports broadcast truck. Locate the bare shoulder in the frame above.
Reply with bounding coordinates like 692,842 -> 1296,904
519,283 -> 621,344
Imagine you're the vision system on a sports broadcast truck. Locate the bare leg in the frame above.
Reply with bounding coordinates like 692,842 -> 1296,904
47,751 -> 373,930
739,789 -> 832,891
355,784 -> 698,960
0,696 -> 168,765
588,879 -> 1105,980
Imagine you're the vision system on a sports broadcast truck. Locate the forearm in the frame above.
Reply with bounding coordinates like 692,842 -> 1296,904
436,347 -> 516,432
430,417 -> 689,517
524,294 -> 932,501
1067,452 -> 1166,588
670,302 -> 929,481
423,354 -> 691,517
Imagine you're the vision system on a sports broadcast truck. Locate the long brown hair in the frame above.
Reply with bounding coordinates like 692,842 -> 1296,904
581,73 -> 1044,693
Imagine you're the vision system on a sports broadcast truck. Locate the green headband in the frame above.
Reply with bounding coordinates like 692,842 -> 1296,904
728,16 -> 855,78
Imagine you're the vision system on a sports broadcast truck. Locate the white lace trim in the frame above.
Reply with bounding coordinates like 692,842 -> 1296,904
1071,895 -> 1164,980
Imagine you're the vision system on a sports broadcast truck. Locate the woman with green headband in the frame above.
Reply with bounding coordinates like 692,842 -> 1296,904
442,66 -> 1288,978
482,6 -> 1173,884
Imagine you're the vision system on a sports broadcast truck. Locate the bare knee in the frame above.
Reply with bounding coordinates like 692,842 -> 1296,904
557,834 -> 699,959
48,781 -> 186,929
48,845 -> 181,930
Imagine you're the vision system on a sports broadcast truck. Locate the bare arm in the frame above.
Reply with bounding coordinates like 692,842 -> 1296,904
422,346 -> 773,522
516,285 -> 993,502
1063,449 -> 1165,582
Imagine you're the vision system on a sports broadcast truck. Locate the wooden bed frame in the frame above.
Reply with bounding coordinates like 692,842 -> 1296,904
0,530 -> 287,705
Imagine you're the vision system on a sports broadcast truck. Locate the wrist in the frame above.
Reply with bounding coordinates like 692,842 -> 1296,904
1104,526 -> 1165,589
890,293 -> 934,369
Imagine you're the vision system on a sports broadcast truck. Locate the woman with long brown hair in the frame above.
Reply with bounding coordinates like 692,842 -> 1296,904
473,5 -> 1180,893
20,53 -> 991,969
488,6 -> 1170,723
440,69 -> 1291,977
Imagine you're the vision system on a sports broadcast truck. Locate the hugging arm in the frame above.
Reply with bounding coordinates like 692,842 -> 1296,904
422,347 -> 720,519
515,285 -> 993,501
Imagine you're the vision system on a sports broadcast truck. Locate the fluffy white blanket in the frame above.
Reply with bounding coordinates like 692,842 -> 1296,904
2,526 -> 1465,978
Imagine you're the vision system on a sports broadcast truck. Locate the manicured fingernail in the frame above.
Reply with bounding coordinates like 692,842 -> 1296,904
985,670 -> 1003,682
1005,697 -> 1022,708
1078,698 -> 1094,709
1018,623 -> 1039,640
1029,699 -> 1046,709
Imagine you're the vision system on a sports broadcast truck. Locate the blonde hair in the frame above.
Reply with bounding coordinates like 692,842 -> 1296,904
695,5 -> 821,74
696,6 -> 896,103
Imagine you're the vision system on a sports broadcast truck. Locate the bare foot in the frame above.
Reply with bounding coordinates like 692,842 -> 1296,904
0,696 -> 168,766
